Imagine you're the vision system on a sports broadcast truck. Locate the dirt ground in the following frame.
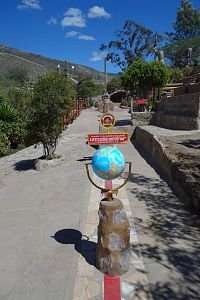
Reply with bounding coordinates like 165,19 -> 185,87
161,132 -> 200,209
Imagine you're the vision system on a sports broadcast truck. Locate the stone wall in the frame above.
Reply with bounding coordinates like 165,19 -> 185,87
131,112 -> 155,127
132,126 -> 200,212
174,82 -> 200,96
153,92 -> 200,130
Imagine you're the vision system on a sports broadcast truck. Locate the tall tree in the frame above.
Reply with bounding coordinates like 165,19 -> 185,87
107,76 -> 123,94
76,77 -> 100,100
163,0 -> 200,67
100,20 -> 163,70
7,86 -> 32,122
121,60 -> 169,97
171,0 -> 200,41
29,73 -> 76,159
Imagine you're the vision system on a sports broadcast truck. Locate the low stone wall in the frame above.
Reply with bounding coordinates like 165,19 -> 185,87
132,126 -> 200,212
174,82 -> 200,96
131,112 -> 154,127
153,92 -> 200,130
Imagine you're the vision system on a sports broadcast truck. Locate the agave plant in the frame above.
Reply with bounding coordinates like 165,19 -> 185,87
0,102 -> 17,122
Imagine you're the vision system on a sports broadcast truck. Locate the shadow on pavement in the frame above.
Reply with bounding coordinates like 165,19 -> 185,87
115,119 -> 132,127
85,140 -> 99,150
126,169 -> 200,298
14,159 -> 36,171
179,139 -> 200,150
52,229 -> 96,267
77,156 -> 92,162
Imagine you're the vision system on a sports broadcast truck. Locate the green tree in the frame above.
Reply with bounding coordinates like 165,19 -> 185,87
107,76 -> 123,94
6,86 -> 33,147
0,119 -> 25,150
0,98 -> 26,150
121,60 -> 169,97
7,86 -> 32,123
76,77 -> 98,101
169,67 -> 184,83
29,72 -> 76,159
163,0 -> 200,67
100,20 -> 163,70
0,129 -> 9,157
164,37 -> 200,67
94,83 -> 105,96
171,0 -> 200,41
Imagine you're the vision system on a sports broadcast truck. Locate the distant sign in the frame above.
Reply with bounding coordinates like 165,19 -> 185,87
102,93 -> 109,101
88,133 -> 129,145
135,99 -> 148,105
100,113 -> 116,129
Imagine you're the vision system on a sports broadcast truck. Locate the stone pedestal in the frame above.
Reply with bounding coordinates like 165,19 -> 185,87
96,199 -> 130,276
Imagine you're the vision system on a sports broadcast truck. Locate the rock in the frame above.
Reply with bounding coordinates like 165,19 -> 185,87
34,155 -> 64,171
113,209 -> 127,225
96,198 -> 130,276
108,232 -> 125,252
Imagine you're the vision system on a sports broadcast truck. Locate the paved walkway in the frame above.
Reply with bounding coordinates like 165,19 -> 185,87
0,107 -> 199,300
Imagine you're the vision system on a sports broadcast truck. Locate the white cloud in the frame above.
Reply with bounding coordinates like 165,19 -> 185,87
65,31 -> 95,41
78,35 -> 95,41
47,17 -> 57,25
65,31 -> 79,38
17,0 -> 41,10
61,8 -> 86,28
87,6 -> 111,19
65,8 -> 82,17
90,51 -> 106,61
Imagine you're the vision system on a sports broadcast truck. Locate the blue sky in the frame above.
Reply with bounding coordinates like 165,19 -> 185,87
0,0 -> 199,73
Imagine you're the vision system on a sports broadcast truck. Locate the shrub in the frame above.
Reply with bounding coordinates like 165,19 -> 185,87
29,72 -> 76,159
0,131 -> 10,157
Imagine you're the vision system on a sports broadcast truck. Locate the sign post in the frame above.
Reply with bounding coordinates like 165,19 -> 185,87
86,112 -> 131,278
102,93 -> 110,113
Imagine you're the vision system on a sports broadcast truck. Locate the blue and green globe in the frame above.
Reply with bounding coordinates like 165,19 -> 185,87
92,146 -> 125,180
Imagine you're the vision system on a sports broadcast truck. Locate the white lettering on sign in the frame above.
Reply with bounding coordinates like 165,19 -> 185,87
88,133 -> 129,145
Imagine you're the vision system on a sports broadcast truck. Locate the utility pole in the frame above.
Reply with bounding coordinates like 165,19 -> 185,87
64,60 -> 67,77
153,32 -> 158,61
103,57 -> 109,113
104,57 -> 108,93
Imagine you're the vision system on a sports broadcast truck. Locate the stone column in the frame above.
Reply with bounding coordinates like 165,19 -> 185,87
96,199 -> 130,276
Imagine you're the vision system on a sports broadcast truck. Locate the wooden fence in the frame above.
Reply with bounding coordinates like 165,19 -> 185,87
63,99 -> 86,129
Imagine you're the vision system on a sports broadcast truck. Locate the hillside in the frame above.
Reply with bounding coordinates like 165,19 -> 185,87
0,44 -> 114,85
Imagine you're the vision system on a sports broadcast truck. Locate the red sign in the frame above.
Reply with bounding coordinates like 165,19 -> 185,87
100,113 -> 116,129
88,133 -> 129,145
135,99 -> 148,105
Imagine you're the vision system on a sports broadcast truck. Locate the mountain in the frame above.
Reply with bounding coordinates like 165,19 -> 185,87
0,44 -> 115,85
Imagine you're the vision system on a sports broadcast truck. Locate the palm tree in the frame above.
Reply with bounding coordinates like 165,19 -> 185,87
0,102 -> 17,122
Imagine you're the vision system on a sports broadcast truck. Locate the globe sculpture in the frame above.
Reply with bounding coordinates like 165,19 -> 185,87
92,146 -> 125,180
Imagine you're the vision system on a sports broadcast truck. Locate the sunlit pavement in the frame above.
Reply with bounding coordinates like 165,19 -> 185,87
0,107 -> 199,300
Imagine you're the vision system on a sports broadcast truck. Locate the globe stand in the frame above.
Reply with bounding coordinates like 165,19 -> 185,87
85,162 -> 132,276
85,162 -> 132,201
